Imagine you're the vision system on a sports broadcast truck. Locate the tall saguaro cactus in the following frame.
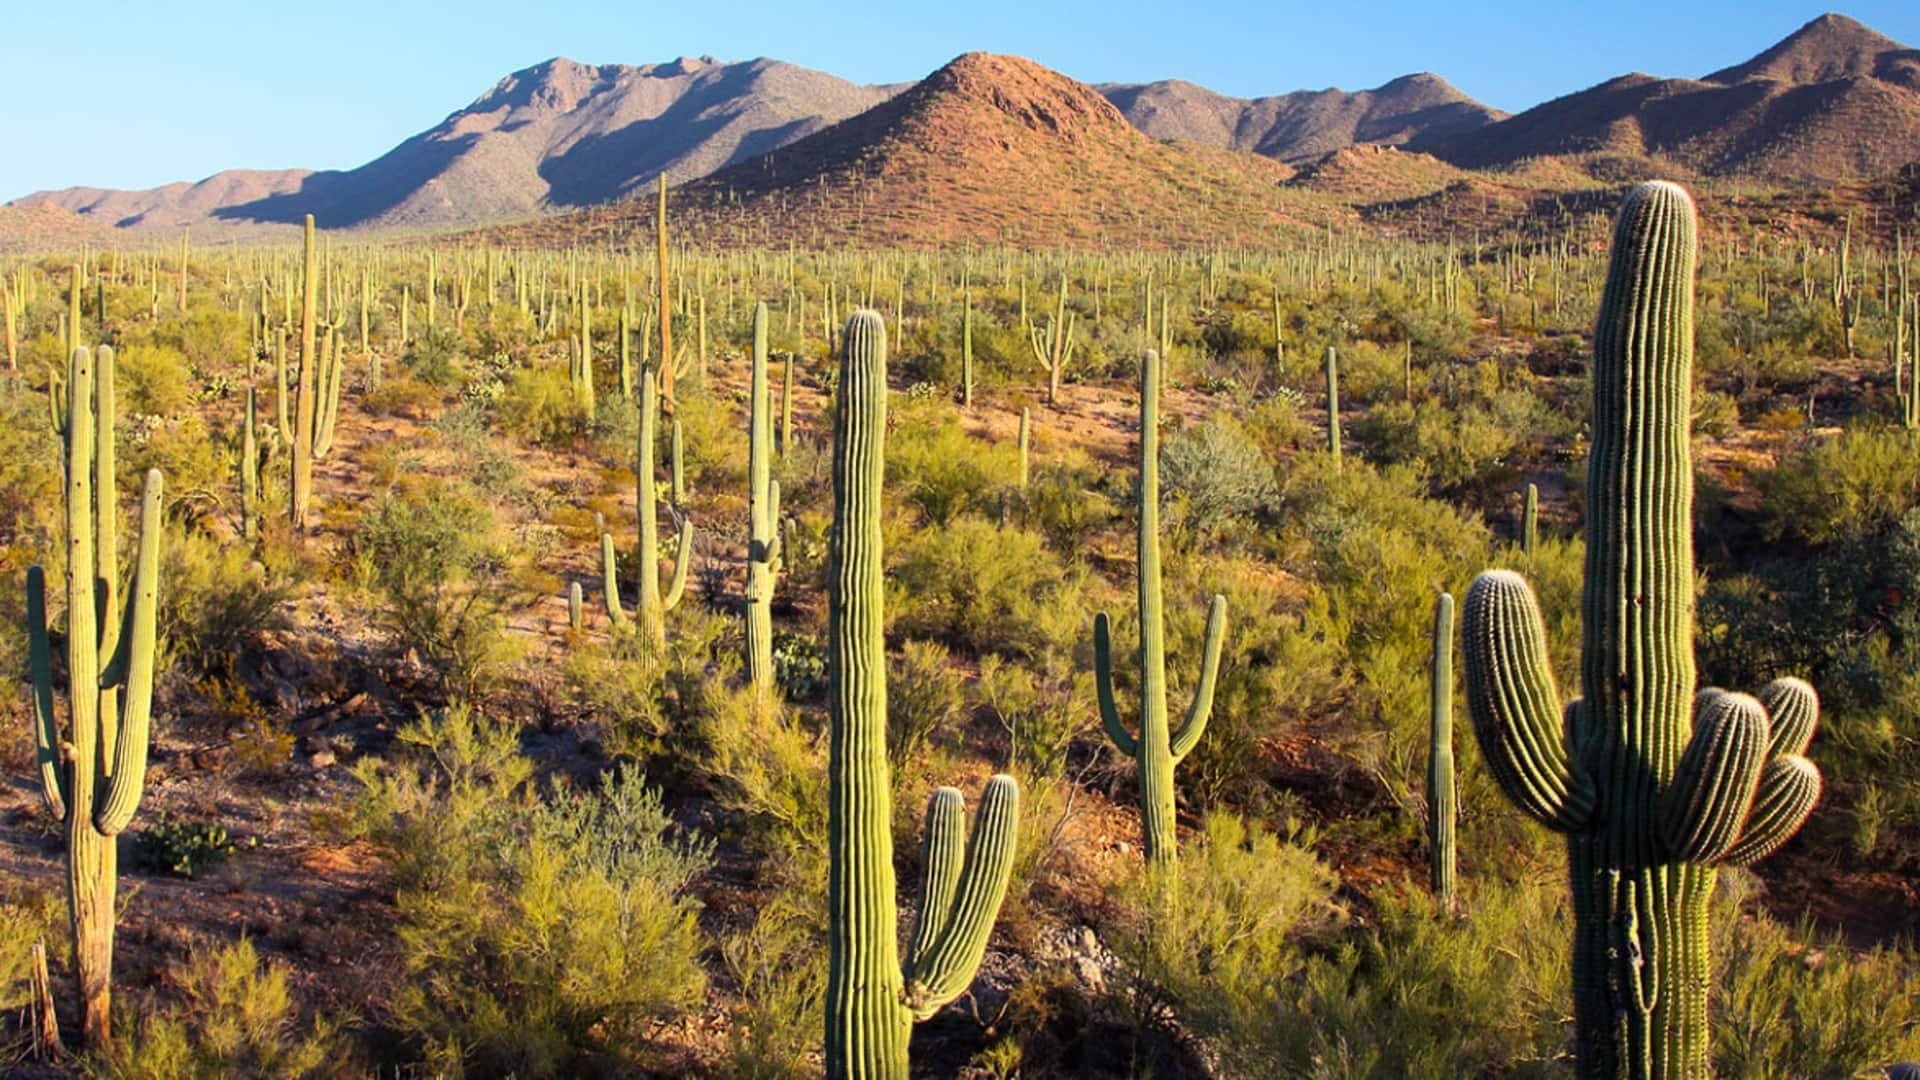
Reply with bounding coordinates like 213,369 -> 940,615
1428,592 -> 1456,908
1460,182 -> 1821,1079
1093,348 -> 1227,867
825,310 -> 1020,1080
27,345 -> 164,1049
291,214 -> 317,529
745,301 -> 782,701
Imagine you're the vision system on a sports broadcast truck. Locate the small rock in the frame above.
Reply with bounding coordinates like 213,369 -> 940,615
310,749 -> 337,769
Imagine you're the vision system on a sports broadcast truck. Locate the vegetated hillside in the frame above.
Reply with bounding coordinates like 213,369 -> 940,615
0,203 -> 123,254
487,52 -> 1329,250
1413,13 -> 1920,183
1101,72 -> 1504,164
12,56 -> 901,231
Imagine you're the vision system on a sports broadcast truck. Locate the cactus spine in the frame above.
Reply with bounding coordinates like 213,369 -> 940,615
825,310 -> 1020,1079
27,345 -> 164,1049
1428,592 -> 1456,909
745,302 -> 782,702
1460,182 -> 1822,1079
1093,349 -> 1227,867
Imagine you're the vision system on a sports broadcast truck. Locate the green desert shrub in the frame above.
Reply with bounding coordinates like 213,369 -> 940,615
1264,876 -> 1571,1078
115,342 -> 196,415
889,514 -> 1098,662
103,936 -> 346,1080
887,404 -> 1019,526
1159,416 -> 1276,545
1107,812 -> 1337,1077
357,483 -> 517,696
1758,423 -> 1920,545
160,525 -> 289,678
351,705 -> 712,1077
887,638 -> 965,776
1713,884 -> 1920,1077
495,363 -> 587,446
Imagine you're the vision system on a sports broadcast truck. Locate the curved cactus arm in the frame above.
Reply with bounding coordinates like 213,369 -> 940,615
766,479 -> 783,569
599,531 -> 630,627
95,469 -> 162,837
26,565 -> 69,821
662,520 -> 693,612
1720,756 -> 1821,866
1659,690 -> 1768,863
904,787 -> 966,974
1091,612 -> 1137,758
1461,570 -> 1595,831
901,774 -> 1020,1020
1169,594 -> 1227,763
1757,677 -> 1818,758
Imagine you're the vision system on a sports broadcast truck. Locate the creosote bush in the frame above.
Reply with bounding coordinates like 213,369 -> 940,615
351,704 -> 712,1076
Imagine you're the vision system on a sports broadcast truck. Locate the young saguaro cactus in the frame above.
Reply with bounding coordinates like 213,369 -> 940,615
825,310 -> 1020,1080
1094,348 -> 1227,868
27,345 -> 164,1050
1460,182 -> 1821,1079
745,302 -> 782,701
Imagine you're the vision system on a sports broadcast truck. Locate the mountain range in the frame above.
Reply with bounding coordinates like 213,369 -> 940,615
9,13 -> 1919,242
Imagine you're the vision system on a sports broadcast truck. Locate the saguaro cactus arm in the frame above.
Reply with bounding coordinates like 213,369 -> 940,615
663,519 -> 692,612
1091,612 -> 1137,758
901,775 -> 1019,1020
599,521 -> 630,628
1168,594 -> 1227,763
1461,570 -> 1595,832
94,469 -> 162,836
25,567 -> 67,820
1721,757 -> 1821,866
1658,690 -> 1767,863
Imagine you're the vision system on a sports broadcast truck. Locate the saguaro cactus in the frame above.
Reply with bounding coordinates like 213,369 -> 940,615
291,215 -> 317,529
1325,344 -> 1342,466
825,310 -> 1020,1080
745,301 -> 783,701
27,345 -> 164,1049
1093,348 -> 1227,868
1428,592 -> 1456,908
1460,182 -> 1821,1079
241,385 -> 259,541
613,359 -> 692,647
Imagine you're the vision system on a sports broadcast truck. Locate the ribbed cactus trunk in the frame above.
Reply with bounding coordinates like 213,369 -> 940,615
1427,592 -> 1456,908
1573,178 -> 1705,1079
745,302 -> 781,702
1461,182 -> 1823,1080
826,311 -> 1020,1080
1094,349 -> 1226,869
28,345 -> 163,1050
1522,481 -> 1538,556
290,215 -> 316,530
826,309 -> 908,1076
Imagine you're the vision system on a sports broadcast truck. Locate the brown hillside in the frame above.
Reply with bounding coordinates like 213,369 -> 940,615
1415,14 -> 1920,184
1101,73 -> 1505,163
13,56 -> 901,231
487,52 -> 1333,250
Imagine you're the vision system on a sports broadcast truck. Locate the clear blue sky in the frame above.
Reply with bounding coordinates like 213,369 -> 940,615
4,1 -> 1915,200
